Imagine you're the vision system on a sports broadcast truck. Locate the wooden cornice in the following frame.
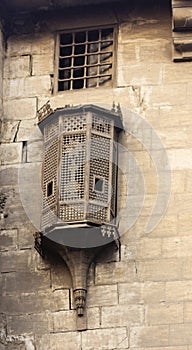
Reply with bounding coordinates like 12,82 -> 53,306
172,0 -> 192,61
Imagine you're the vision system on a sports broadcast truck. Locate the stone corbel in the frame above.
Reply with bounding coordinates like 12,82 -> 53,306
172,0 -> 192,60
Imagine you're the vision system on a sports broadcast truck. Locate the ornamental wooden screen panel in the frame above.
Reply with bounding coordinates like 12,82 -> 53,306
38,105 -> 122,232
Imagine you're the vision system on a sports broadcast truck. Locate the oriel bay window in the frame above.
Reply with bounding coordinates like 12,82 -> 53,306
36,102 -> 123,328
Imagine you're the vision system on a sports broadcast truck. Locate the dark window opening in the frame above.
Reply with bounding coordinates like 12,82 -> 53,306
47,180 -> 53,197
56,27 -> 114,92
94,177 -> 104,193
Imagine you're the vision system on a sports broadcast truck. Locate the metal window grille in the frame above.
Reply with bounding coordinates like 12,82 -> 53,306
56,27 -> 114,92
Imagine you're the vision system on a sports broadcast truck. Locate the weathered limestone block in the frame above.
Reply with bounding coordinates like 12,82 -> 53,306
118,282 -> 165,305
0,229 -> 18,251
101,304 -> 144,327
118,283 -> 142,305
32,53 -> 54,76
0,185 -> 24,214
17,223 -> 34,249
86,307 -> 100,329
4,55 -> 31,78
117,63 -> 163,87
7,313 -> 52,336
142,282 -> 165,304
139,41 -> 171,63
0,289 -> 69,315
52,310 -> 76,332
144,83 -> 187,106
16,119 -> 39,142
3,98 -> 37,120
163,62 -> 192,84
82,327 -> 129,349
178,213 -> 192,236
0,27 -> 4,118
146,303 -> 183,325
118,43 -> 138,65
86,284 -> 118,307
153,127 -> 192,149
0,251 -> 30,273
122,238 -> 162,260
0,165 -> 19,187
169,324 -> 192,346
0,121 -> 20,142
95,261 -> 137,285
162,236 -> 192,258
51,289 -> 70,311
168,193 -> 192,215
130,325 -> 169,348
50,259 -> 72,290
3,76 -> 51,99
157,104 -> 192,128
2,270 -> 51,293
0,143 -> 22,165
166,280 -> 192,302
7,33 -> 54,56
0,204 -> 30,230
182,257 -> 192,279
136,258 -> 182,282
37,332 -> 81,350
150,214 -> 178,237
27,139 -> 43,162
168,149 -> 192,169
184,303 -> 192,323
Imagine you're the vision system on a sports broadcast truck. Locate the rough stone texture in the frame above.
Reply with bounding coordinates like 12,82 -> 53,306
3,97 -> 37,120
1,1 -> 192,349
0,143 -> 22,165
0,26 -> 4,119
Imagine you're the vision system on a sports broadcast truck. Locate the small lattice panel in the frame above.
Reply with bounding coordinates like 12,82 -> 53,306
60,133 -> 86,202
56,27 -> 115,92
39,105 -> 122,229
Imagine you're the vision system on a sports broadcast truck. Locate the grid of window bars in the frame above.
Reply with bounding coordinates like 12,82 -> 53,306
57,28 -> 114,91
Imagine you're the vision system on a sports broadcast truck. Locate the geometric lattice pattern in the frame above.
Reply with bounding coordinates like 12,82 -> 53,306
61,114 -> 87,133
39,105 -> 121,229
92,114 -> 112,135
89,134 -> 110,204
60,133 -> 86,201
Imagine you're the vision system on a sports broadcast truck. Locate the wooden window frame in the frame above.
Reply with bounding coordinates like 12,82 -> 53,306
54,25 -> 117,93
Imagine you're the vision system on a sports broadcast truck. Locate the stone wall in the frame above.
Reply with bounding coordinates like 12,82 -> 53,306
1,0 -> 192,349
0,23 -> 4,121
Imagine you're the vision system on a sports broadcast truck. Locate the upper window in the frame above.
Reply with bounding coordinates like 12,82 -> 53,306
55,27 -> 115,92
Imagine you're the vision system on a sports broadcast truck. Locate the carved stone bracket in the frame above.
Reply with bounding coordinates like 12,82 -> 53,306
172,0 -> 192,61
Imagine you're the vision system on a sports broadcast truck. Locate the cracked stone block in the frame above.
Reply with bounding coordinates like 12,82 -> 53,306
16,121 -> 42,142
0,121 -> 20,142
